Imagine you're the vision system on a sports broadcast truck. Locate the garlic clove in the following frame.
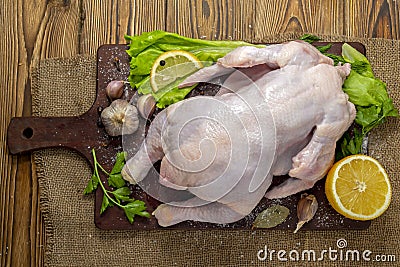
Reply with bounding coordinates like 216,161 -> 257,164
137,94 -> 156,119
294,193 -> 318,233
100,99 -> 139,136
106,80 -> 125,100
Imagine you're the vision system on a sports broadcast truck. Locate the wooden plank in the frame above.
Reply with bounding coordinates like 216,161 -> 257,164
166,0 -> 256,40
0,0 -> 28,266
254,0 -> 345,39
80,0 -> 167,54
22,0 -> 48,60
345,0 -> 400,39
15,1 -> 48,266
12,155 -> 32,267
80,0 -> 111,54
127,0 -> 167,36
31,1 -> 81,69
18,1 -> 82,267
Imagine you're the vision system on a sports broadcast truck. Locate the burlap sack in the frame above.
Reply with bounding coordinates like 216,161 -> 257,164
32,34 -> 400,266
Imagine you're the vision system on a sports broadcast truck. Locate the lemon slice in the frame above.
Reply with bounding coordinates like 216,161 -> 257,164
325,155 -> 391,221
150,50 -> 203,93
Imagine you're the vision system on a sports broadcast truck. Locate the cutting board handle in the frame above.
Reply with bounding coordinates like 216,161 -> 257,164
7,116 -> 99,154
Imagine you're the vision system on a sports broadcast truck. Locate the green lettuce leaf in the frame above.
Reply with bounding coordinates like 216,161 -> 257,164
125,30 -> 263,108
341,44 -> 398,132
342,71 -> 382,107
341,43 -> 374,78
154,86 -> 195,108
332,43 -> 398,158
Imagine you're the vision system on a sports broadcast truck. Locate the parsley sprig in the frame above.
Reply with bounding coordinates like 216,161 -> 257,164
84,149 -> 151,223
300,34 -> 345,65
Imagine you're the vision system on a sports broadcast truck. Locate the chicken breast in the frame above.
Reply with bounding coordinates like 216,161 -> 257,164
122,40 -> 356,226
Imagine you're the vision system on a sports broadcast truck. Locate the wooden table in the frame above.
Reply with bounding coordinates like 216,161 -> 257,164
1,1 -> 399,266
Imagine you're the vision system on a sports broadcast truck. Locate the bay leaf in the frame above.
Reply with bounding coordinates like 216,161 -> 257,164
253,204 -> 290,229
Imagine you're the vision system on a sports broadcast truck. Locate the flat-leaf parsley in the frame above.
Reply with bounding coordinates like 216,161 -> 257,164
84,149 -> 150,223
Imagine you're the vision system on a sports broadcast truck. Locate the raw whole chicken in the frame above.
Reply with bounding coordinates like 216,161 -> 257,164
122,40 -> 356,227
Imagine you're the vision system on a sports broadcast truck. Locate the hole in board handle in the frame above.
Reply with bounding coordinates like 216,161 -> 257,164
22,127 -> 33,139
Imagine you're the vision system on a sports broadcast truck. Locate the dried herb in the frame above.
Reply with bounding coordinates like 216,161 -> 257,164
113,56 -> 121,72
294,193 -> 318,233
252,205 -> 290,229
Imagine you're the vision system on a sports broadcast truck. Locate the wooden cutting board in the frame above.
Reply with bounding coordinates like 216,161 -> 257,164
7,42 -> 370,230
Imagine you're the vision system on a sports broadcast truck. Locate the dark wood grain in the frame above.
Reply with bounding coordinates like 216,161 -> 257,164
1,0 -> 29,266
345,0 -> 400,39
166,0 -> 256,40
1,0 -> 399,266
254,0 -> 346,38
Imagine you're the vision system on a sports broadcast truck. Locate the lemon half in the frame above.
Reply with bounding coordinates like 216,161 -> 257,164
325,155 -> 391,221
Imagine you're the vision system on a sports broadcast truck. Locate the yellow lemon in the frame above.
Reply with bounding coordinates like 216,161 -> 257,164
150,50 -> 203,93
325,155 -> 391,220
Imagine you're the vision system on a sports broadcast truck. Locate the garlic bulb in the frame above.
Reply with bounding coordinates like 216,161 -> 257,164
100,99 -> 139,136
137,94 -> 156,119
